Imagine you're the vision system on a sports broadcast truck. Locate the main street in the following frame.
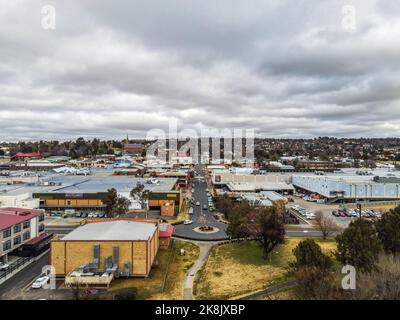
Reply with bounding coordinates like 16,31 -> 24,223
174,164 -> 229,240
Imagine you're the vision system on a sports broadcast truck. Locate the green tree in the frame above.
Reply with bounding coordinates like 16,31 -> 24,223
291,239 -> 335,299
103,188 -> 130,217
376,206 -> 400,256
130,183 -> 150,217
291,239 -> 332,271
335,219 -> 382,273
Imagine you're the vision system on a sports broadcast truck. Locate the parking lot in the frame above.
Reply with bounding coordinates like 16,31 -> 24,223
290,197 -> 351,228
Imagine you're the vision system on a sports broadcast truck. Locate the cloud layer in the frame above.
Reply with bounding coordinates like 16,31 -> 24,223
1,0 -> 400,140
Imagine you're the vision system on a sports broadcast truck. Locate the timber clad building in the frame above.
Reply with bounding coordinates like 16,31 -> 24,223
51,221 -> 159,277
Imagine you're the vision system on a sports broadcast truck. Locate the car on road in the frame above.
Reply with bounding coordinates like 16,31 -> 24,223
196,201 -> 200,206
305,213 -> 316,220
0,262 -> 10,271
189,207 -> 194,215
32,276 -> 50,289
183,220 -> 193,225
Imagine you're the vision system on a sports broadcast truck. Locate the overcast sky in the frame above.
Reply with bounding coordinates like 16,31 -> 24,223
1,0 -> 400,141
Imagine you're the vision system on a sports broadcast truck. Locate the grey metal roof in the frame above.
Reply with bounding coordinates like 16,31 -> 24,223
62,221 -> 157,241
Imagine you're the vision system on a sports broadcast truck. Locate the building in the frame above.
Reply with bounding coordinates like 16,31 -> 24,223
292,171 -> 400,203
50,220 -> 159,278
33,176 -> 183,217
0,207 -> 46,263
123,143 -> 144,155
212,172 -> 294,194
12,152 -> 42,161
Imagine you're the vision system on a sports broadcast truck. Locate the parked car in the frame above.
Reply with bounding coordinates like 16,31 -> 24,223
81,212 -> 88,218
203,204 -> 208,210
98,213 -> 105,218
0,262 -> 10,271
332,210 -> 339,217
305,213 -> 316,220
196,201 -> 200,206
189,207 -> 194,215
183,220 -> 193,225
32,276 -> 50,289
75,212 -> 82,218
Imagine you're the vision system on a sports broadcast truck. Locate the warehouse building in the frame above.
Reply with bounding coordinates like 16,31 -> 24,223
51,220 -> 159,281
292,172 -> 400,203
212,172 -> 294,194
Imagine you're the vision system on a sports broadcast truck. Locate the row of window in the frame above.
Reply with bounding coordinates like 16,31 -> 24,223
2,232 -> 31,251
2,222 -> 44,239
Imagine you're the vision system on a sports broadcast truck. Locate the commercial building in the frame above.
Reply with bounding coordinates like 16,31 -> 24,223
51,220 -> 159,279
292,171 -> 400,203
212,172 -> 294,194
33,176 -> 183,217
0,207 -> 46,263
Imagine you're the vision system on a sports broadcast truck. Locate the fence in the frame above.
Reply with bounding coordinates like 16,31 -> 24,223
0,257 -> 33,285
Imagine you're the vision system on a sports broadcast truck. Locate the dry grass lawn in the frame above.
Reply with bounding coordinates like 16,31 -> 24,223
194,237 -> 336,300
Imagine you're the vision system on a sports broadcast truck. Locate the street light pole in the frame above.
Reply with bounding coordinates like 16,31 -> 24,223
357,202 -> 362,219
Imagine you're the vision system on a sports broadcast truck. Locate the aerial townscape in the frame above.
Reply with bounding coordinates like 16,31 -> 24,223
1,0 -> 400,312
1,137 -> 400,300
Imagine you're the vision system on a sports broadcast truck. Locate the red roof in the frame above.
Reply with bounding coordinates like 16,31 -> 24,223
0,208 -> 44,231
14,152 -> 42,158
24,232 -> 53,246
159,224 -> 174,238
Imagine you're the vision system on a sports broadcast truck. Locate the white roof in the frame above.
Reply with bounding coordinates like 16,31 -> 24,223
62,221 -> 157,241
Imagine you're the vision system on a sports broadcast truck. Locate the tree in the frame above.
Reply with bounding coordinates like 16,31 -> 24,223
376,206 -> 400,256
226,201 -> 252,238
130,183 -> 150,217
246,207 -> 286,259
344,254 -> 400,300
314,211 -> 340,240
291,239 -> 332,271
335,219 -> 382,273
291,239 -> 335,299
103,188 -> 131,217
215,194 -> 234,219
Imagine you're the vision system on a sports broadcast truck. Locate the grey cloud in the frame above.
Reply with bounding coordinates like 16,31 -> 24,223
0,0 -> 399,140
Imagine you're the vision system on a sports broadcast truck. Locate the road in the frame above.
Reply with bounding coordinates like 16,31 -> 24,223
174,165 -> 229,240
0,251 -> 50,299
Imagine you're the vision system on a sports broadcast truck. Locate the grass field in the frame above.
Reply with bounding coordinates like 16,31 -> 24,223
194,237 -> 336,300
109,240 -> 199,300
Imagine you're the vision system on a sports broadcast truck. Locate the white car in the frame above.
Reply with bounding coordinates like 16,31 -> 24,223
0,262 -> 10,271
183,220 -> 193,225
305,213 -> 316,220
196,201 -> 200,206
32,276 -> 50,289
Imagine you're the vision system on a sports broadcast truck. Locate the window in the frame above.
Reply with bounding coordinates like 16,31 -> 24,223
3,240 -> 11,251
23,221 -> 30,229
38,214 -> 45,222
38,224 -> 45,232
3,228 -> 11,238
14,224 -> 22,233
13,236 -> 21,246
23,231 -> 30,241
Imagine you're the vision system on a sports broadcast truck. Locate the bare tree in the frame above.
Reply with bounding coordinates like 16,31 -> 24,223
315,211 -> 340,240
